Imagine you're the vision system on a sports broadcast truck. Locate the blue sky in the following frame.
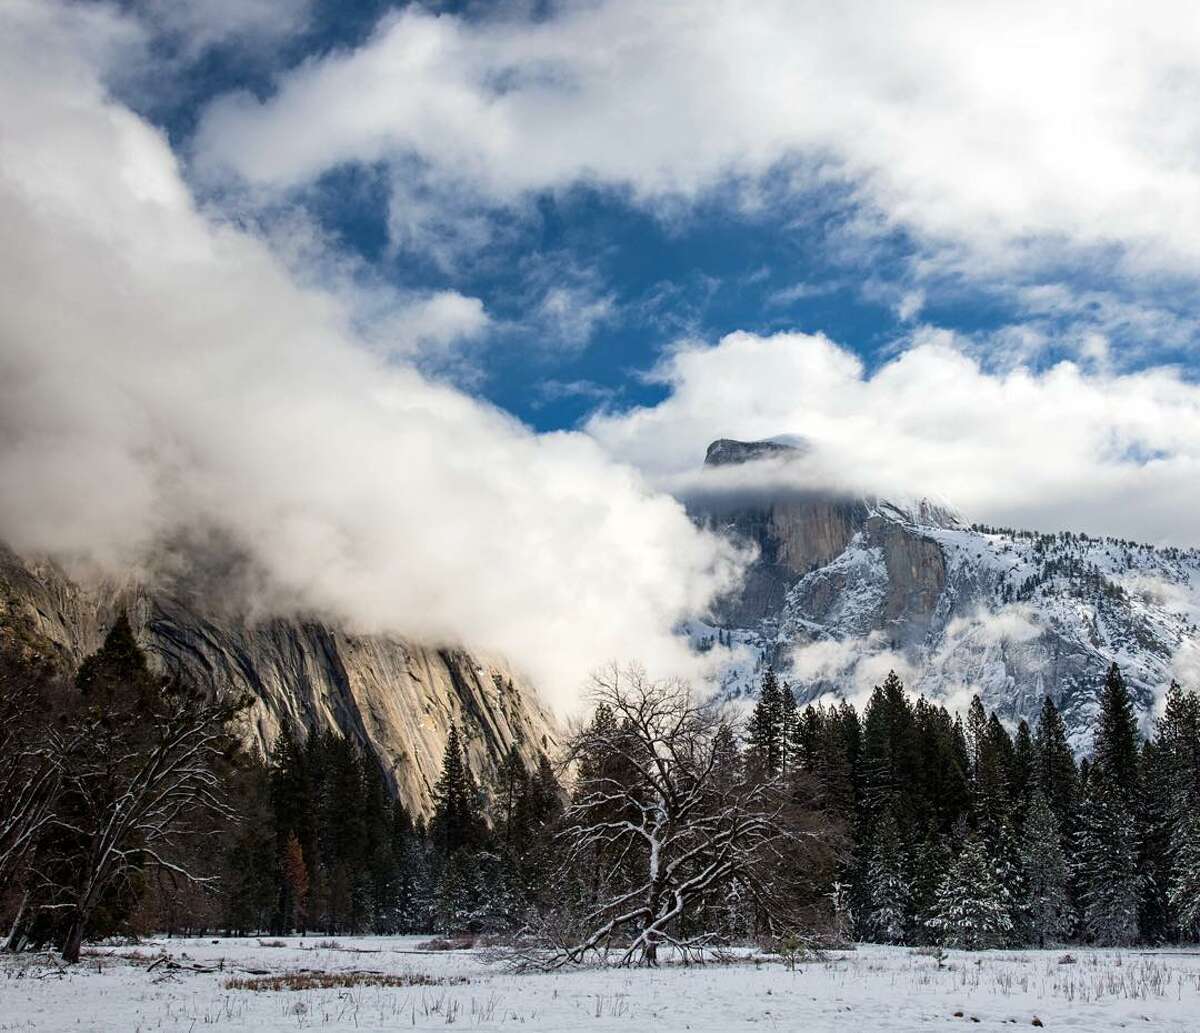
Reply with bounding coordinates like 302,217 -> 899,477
113,0 -> 1200,438
10,0 -> 1200,689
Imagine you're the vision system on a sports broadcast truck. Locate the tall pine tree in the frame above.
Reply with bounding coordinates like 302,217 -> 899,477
1020,791 -> 1073,947
431,724 -> 484,857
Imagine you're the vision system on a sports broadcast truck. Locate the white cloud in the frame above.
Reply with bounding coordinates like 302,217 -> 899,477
1171,641 -> 1200,704
896,290 -> 926,323
765,281 -> 838,308
0,0 -> 744,712
195,1 -> 1200,282
790,632 -> 916,708
586,328 -> 1200,546
534,284 -> 615,351
940,606 -> 1043,650
378,290 -> 491,355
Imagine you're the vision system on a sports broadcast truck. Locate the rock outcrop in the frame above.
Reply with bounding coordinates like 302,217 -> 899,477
0,546 -> 558,816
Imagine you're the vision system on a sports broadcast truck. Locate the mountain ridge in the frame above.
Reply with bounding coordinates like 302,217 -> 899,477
689,439 -> 1199,749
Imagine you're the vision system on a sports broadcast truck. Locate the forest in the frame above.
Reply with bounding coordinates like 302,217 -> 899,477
3,616 -> 1200,964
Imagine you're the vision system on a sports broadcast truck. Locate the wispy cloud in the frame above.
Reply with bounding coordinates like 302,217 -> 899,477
765,281 -> 840,308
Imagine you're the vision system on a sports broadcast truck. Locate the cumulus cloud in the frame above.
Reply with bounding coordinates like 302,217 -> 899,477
586,329 -> 1200,546
194,1 -> 1200,283
0,0 -> 744,711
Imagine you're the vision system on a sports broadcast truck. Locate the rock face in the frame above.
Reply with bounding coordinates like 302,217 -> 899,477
704,437 -> 808,467
0,547 -> 558,816
699,438 -> 868,625
690,441 -> 1200,750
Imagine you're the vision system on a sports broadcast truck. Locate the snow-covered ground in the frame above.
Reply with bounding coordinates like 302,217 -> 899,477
4,937 -> 1200,1032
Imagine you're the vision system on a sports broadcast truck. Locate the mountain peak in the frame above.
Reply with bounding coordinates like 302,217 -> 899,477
703,437 -> 807,467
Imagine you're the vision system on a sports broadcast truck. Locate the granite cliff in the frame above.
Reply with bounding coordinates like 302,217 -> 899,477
0,546 -> 557,816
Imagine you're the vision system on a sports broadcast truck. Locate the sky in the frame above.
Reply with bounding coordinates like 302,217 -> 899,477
6,0 -> 1200,700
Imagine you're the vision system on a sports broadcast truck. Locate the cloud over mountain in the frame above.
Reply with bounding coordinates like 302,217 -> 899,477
587,329 -> 1200,546
0,0 -> 742,709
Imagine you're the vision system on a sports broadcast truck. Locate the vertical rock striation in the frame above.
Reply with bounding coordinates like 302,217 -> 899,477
0,546 -> 557,816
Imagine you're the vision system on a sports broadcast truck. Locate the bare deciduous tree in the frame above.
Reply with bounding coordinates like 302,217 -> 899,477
540,664 -> 837,968
32,677 -> 247,962
0,660 -> 71,951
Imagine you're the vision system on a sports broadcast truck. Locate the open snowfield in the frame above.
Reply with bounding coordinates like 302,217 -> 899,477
3,938 -> 1200,1032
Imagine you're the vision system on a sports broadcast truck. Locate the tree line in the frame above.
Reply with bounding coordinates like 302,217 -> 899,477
741,664 -> 1200,948
4,615 -> 1200,962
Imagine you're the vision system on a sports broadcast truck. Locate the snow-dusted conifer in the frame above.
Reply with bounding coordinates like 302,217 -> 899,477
927,832 -> 1012,950
1075,774 -> 1141,946
1169,808 -> 1200,937
865,810 -> 910,943
1032,696 -> 1078,835
1020,790 -> 1073,946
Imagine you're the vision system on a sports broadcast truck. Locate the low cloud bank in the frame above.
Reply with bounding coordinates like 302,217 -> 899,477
588,329 -> 1200,547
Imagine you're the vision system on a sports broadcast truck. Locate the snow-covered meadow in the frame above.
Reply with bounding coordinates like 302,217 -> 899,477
3,938 -> 1200,1032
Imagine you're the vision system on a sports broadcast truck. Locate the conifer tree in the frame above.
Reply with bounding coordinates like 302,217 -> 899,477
1155,681 -> 1200,933
974,712 -> 1013,835
1169,808 -> 1200,938
864,810 -> 910,943
528,755 -> 564,830
914,702 -> 970,836
746,668 -> 784,778
1011,720 -> 1035,820
1093,663 -> 1140,803
779,682 -> 799,774
792,704 -> 820,773
434,849 -> 476,934
909,832 -> 952,944
1032,696 -> 1078,836
431,724 -> 483,857
1157,682 -> 1200,805
989,817 -> 1025,945
1075,773 -> 1141,946
493,743 -> 530,849
965,696 -> 989,774
1020,791 -> 1072,947
927,832 -> 1012,950
859,673 -> 917,821
219,762 -> 276,936
1137,738 -> 1174,943
282,832 -> 309,934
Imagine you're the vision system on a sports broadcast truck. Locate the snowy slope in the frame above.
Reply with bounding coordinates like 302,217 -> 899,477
689,443 -> 1200,750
